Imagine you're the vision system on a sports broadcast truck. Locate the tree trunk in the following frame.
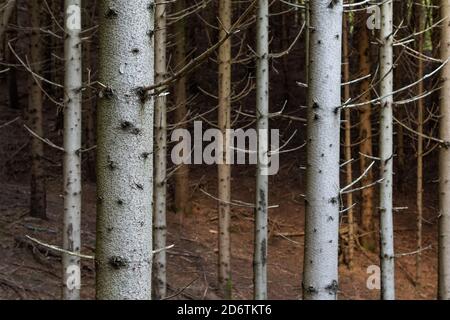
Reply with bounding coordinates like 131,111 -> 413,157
153,0 -> 168,300
28,0 -> 47,219
439,0 -> 450,300
416,0 -> 426,286
217,0 -> 232,299
96,0 -> 154,300
254,0 -> 269,300
356,11 -> 375,251
302,0 -> 342,300
379,0 -> 396,300
173,0 -> 191,217
62,0 -> 82,300
342,14 -> 354,269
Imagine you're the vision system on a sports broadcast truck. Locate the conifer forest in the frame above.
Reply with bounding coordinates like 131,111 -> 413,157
2,0 -> 450,301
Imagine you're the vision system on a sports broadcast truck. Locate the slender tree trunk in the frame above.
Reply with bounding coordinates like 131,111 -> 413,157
173,0 -> 190,217
356,11 -> 375,251
153,0 -> 168,300
302,0 -> 342,300
62,0 -> 82,300
96,0 -> 154,300
416,0 -> 426,286
28,0 -> 47,219
439,0 -> 450,300
379,0 -> 395,300
254,0 -> 269,300
342,14 -> 354,269
217,0 -> 232,299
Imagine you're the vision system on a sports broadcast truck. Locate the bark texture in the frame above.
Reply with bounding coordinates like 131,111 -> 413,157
153,0 -> 168,300
254,0 -> 269,300
302,0 -> 342,300
62,0 -> 82,300
379,0 -> 396,300
96,0 -> 155,300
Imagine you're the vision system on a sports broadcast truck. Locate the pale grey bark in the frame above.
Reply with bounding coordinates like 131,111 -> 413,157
153,0 -> 167,300
379,0 -> 395,300
302,0 -> 342,300
439,0 -> 450,300
62,0 -> 82,300
254,0 -> 269,301
96,0 -> 155,300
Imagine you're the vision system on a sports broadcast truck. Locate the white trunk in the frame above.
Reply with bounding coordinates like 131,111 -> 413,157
153,0 -> 167,300
302,0 -> 342,300
96,0 -> 154,300
254,0 -> 269,300
62,0 -> 82,300
379,0 -> 395,300
342,15 -> 354,269
439,0 -> 450,300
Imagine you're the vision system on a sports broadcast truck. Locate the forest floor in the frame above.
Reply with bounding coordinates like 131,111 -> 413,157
0,163 -> 441,300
